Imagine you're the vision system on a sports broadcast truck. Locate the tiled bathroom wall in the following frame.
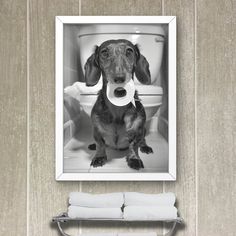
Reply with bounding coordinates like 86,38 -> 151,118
0,0 -> 236,236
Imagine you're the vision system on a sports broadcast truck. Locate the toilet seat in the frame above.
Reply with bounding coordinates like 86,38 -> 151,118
78,24 -> 166,37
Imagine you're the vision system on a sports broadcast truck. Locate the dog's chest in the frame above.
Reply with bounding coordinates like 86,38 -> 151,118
102,122 -> 129,149
97,100 -> 131,149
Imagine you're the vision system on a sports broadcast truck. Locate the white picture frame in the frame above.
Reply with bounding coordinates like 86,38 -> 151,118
55,16 -> 176,181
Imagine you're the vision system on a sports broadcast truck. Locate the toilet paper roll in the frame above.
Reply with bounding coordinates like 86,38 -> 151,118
106,79 -> 135,106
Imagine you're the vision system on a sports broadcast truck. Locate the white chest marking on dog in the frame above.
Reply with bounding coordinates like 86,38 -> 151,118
131,98 -> 136,107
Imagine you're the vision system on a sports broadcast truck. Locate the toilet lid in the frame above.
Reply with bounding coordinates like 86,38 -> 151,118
74,81 -> 102,95
78,24 -> 166,38
136,85 -> 163,95
73,81 -> 163,96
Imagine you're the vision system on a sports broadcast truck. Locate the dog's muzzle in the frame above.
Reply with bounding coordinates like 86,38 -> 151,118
114,87 -> 127,98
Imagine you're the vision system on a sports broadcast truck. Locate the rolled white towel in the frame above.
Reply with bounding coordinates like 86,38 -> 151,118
77,234 -> 117,236
124,192 -> 176,206
123,206 -> 178,221
118,233 -> 156,236
69,192 -> 124,208
68,206 -> 123,219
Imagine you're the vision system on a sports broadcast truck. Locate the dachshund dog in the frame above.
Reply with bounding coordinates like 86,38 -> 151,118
85,39 -> 153,170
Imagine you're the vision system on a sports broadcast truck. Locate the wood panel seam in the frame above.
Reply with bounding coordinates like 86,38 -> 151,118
79,0 -> 82,16
194,0 -> 198,236
162,2 -> 165,236
161,0 -> 164,16
79,2 -> 82,235
27,0 -> 30,236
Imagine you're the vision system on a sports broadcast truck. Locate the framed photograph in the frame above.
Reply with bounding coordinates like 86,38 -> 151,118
56,16 -> 176,181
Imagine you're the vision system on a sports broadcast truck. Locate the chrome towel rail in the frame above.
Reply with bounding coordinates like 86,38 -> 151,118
52,212 -> 184,236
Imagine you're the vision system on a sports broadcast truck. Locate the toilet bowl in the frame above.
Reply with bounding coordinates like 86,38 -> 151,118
73,81 -> 163,121
77,24 -> 166,121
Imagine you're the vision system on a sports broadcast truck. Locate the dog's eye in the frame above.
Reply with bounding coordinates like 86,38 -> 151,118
126,48 -> 134,57
100,49 -> 109,58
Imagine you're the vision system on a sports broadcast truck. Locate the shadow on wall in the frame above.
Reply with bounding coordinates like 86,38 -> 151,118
158,27 -> 168,141
64,25 -> 84,88
64,92 -> 94,147
64,93 -> 82,145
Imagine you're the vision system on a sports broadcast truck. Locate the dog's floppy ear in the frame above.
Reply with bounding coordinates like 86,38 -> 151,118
84,46 -> 101,86
134,44 -> 151,85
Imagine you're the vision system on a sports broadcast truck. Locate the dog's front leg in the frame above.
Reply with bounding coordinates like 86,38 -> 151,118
124,115 -> 144,170
90,111 -> 108,168
126,140 -> 144,170
90,127 -> 107,167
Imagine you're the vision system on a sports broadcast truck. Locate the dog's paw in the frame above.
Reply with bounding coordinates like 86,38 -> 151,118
126,156 -> 144,170
90,156 -> 107,168
88,143 -> 96,150
140,145 -> 153,154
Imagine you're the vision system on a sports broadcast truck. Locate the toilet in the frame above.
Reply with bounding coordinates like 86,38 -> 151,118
77,24 -> 166,121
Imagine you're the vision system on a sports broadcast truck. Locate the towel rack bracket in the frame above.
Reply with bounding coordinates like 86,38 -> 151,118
52,212 -> 70,223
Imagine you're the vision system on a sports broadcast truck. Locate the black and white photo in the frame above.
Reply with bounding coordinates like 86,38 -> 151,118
56,16 -> 176,180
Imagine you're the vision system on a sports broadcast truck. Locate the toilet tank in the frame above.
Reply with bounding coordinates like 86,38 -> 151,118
77,24 -> 166,85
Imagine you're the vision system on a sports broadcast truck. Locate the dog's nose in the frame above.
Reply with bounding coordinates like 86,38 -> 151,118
114,76 -> 125,84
